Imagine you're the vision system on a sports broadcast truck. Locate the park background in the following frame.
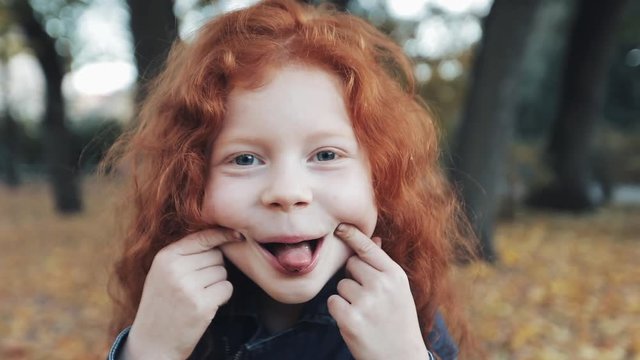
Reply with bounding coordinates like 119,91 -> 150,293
0,0 -> 638,359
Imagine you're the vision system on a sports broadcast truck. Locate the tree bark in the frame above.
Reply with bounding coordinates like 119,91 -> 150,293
0,55 -> 20,187
451,0 -> 543,262
529,0 -> 629,211
13,1 -> 82,213
0,115 -> 20,187
126,0 -> 177,102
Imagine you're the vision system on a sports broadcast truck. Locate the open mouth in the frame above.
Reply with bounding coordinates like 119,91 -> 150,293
258,237 -> 323,275
261,238 -> 320,255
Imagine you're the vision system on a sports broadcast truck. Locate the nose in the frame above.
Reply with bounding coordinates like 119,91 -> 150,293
261,163 -> 313,211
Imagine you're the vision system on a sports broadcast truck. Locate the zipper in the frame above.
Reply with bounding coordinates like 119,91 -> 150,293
222,336 -> 244,360
233,348 -> 244,360
223,337 -> 231,360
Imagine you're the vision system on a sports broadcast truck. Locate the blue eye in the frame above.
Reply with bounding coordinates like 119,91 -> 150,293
315,151 -> 336,161
233,154 -> 258,166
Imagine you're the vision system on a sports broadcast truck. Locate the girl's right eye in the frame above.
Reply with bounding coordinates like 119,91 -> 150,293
233,154 -> 261,166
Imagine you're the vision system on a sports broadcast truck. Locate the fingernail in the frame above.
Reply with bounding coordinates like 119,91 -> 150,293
335,224 -> 347,234
231,231 -> 245,241
372,236 -> 382,247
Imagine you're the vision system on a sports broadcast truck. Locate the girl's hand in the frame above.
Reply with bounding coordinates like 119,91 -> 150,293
328,224 -> 431,360
123,229 -> 240,360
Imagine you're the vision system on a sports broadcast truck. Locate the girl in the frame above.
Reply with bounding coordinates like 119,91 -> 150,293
106,0 -> 476,359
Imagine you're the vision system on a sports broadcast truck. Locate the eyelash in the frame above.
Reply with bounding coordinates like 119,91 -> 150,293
228,149 -> 341,166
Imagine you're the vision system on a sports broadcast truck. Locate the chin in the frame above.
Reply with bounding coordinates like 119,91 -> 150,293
262,283 -> 323,304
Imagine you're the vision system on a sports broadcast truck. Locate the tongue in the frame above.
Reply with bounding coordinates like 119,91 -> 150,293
271,242 -> 313,272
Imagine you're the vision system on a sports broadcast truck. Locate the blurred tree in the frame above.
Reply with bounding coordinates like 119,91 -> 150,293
11,0 -> 82,213
515,0 -> 575,140
604,0 -> 640,130
451,0 -> 544,262
0,105 -> 20,187
126,0 -> 177,102
73,117 -> 122,171
0,32 -> 20,187
528,0 -> 630,211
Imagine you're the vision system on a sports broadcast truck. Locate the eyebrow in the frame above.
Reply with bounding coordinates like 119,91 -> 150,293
215,136 -> 264,148
304,129 -> 356,143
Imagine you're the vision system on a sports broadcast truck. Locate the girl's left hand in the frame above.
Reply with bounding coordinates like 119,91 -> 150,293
328,224 -> 431,360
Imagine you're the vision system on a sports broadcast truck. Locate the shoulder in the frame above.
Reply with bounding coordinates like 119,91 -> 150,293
426,312 -> 458,360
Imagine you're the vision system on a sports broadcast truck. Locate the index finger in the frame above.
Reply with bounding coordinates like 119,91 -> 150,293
171,228 -> 242,255
334,224 -> 389,271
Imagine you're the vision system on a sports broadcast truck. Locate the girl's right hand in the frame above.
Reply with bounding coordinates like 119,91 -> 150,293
122,229 -> 241,360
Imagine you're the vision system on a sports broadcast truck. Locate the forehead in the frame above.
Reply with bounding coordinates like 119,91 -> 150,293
229,63 -> 345,106
222,64 -> 353,134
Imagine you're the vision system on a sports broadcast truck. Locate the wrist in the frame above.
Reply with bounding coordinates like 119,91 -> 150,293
123,340 -> 178,360
124,327 -> 180,360
403,338 -> 432,360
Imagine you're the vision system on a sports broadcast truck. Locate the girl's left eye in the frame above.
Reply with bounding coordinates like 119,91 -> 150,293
315,150 -> 337,161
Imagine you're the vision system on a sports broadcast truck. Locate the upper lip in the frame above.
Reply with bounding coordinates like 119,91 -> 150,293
257,235 -> 324,244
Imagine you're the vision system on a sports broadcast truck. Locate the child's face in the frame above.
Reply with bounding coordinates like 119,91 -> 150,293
202,64 -> 378,304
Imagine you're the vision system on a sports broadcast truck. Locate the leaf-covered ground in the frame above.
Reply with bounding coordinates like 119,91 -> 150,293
1,179 -> 638,359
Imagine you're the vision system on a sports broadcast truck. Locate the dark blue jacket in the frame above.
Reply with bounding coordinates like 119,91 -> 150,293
108,267 -> 458,360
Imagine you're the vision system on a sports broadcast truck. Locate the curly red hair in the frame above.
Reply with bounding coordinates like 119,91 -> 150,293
106,0 -> 477,355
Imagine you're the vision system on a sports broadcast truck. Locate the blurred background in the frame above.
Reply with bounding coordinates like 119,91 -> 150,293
0,0 -> 638,359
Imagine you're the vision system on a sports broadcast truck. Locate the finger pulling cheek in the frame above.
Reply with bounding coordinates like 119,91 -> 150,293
218,239 -> 246,257
330,208 -> 378,239
230,230 -> 246,241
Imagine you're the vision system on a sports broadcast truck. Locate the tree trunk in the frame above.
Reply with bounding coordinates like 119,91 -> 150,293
0,55 -> 20,187
528,0 -> 629,211
14,1 -> 82,213
0,115 -> 20,187
127,0 -> 177,102
451,0 -> 543,262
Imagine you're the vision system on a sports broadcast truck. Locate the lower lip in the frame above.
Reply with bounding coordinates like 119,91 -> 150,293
257,237 -> 324,276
